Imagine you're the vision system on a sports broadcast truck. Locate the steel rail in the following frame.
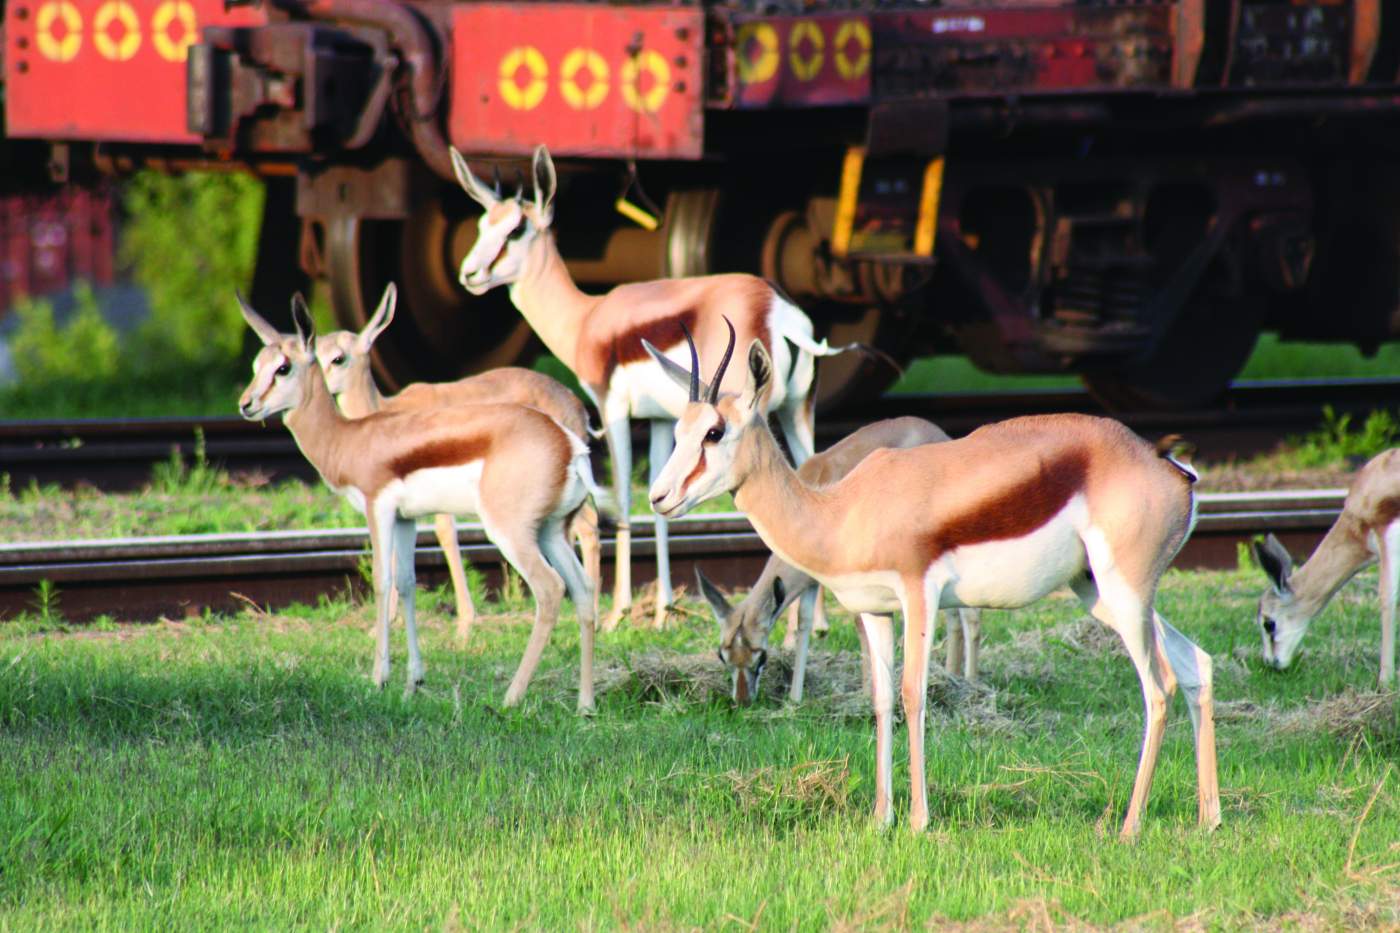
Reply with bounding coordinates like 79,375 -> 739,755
3,378 -> 1397,491
0,490 -> 1348,622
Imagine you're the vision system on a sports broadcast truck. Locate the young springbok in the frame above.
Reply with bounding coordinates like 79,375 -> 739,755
648,324 -> 1220,837
314,282 -> 602,640
683,415 -> 982,705
450,144 -> 857,628
1252,447 -> 1400,685
237,292 -> 599,710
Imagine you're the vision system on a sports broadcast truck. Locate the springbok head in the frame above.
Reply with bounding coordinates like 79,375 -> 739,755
237,292 -> 318,420
452,144 -> 556,295
696,568 -> 798,705
1251,533 -> 1311,671
644,319 -> 774,519
314,283 -> 396,395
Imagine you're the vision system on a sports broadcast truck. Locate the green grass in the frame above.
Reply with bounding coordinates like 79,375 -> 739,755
1,568 -> 1396,928
890,333 -> 1400,395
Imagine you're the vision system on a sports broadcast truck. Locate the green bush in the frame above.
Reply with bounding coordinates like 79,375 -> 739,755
1288,405 -> 1400,468
8,283 -> 119,388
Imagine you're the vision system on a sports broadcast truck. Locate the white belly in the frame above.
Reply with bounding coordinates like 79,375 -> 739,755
820,570 -> 905,615
935,507 -> 1086,609
390,461 -> 485,519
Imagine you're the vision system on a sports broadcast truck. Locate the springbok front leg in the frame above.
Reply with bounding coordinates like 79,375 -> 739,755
1072,573 -> 1173,840
602,416 -> 633,631
648,419 -> 676,628
392,516 -> 426,695
945,609 -> 965,678
856,612 -> 896,828
1153,613 -> 1220,829
901,576 -> 944,831
367,502 -> 396,689
789,585 -> 819,704
540,519 -> 597,712
1381,524 -> 1399,685
432,513 -> 477,643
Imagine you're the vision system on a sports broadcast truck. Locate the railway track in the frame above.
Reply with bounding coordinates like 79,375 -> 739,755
0,490 -> 1347,622
3,378 -> 1398,490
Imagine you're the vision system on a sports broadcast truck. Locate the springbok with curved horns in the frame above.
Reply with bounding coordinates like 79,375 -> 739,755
238,292 -> 600,710
1252,447 -> 1400,685
451,144 -> 860,628
314,282 -> 603,640
648,323 -> 1220,837
676,415 -> 982,706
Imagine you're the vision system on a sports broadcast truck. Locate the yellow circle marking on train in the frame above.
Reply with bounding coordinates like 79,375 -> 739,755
833,20 -> 871,80
560,48 -> 609,110
35,1 -> 82,63
788,20 -> 824,82
94,0 -> 141,61
735,22 -> 779,85
498,46 -> 548,110
153,1 -> 198,63
621,49 -> 670,113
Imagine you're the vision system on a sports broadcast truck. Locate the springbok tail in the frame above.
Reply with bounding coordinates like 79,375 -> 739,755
1156,434 -> 1199,484
781,330 -> 905,378
576,458 -> 620,518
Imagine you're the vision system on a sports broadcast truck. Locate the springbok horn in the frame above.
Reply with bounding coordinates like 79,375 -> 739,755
680,321 -> 701,403
708,316 -> 736,405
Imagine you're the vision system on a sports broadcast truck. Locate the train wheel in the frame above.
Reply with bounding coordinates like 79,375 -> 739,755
1081,284 -> 1263,411
323,199 -> 533,392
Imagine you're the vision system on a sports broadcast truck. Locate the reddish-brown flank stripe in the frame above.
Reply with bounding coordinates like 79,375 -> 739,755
587,308 -> 699,388
920,450 -> 1089,561
390,436 -> 493,478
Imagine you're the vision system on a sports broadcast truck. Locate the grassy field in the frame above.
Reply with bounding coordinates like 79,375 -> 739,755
2,567 -> 1397,928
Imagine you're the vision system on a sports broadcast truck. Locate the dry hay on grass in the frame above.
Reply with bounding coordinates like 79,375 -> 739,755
587,646 -> 1018,732
1217,688 -> 1399,742
981,617 -> 1125,681
715,757 -> 852,818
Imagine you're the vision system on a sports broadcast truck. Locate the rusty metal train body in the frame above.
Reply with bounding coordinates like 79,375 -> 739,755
4,0 -> 1400,408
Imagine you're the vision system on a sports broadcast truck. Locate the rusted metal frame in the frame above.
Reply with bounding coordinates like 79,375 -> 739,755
1352,0 -> 1382,84
276,0 -> 454,179
1172,0 -> 1206,89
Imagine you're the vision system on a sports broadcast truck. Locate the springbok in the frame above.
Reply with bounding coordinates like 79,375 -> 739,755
237,292 -> 599,710
1252,447 -> 1400,685
647,324 -> 1220,837
450,144 -> 858,628
681,414 -> 982,705
314,282 -> 602,640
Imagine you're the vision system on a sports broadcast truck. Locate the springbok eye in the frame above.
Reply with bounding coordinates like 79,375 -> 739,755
275,361 -> 292,377
715,649 -> 725,665
332,355 -> 346,367
704,426 -> 724,444
1262,618 -> 1277,636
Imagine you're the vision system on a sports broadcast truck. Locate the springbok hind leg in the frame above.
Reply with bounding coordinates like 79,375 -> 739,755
541,521 -> 596,713
601,416 -> 632,631
392,517 -> 426,695
855,613 -> 896,828
486,513 -> 566,708
1072,573 -> 1172,840
648,419 -> 675,629
1154,612 -> 1221,830
432,513 -> 476,644
1380,524 -> 1399,686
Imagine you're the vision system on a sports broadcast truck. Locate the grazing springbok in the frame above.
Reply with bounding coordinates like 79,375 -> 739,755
647,324 -> 1220,837
237,292 -> 599,710
680,414 -> 982,705
1252,447 -> 1400,685
450,144 -> 858,628
314,282 -> 602,640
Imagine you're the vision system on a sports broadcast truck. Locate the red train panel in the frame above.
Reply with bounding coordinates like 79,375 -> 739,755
728,14 -> 872,109
448,3 -> 704,158
0,190 -> 115,310
4,0 -> 265,143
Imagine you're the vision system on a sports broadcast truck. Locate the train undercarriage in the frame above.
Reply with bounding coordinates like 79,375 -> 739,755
6,0 -> 1400,409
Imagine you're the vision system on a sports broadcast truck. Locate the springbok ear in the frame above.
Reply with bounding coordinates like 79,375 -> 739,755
236,290 -> 283,347
290,292 -> 316,352
357,282 -> 397,352
642,339 -> 714,398
739,339 -> 773,413
771,577 -> 786,612
1253,533 -> 1294,595
532,145 -> 557,215
695,568 -> 731,625
451,147 -> 500,209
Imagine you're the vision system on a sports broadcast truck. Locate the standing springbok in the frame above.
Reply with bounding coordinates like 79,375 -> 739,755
314,282 -> 602,640
450,144 -> 858,628
1252,447 -> 1400,685
681,414 -> 982,705
237,292 -> 599,710
647,324 -> 1220,837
